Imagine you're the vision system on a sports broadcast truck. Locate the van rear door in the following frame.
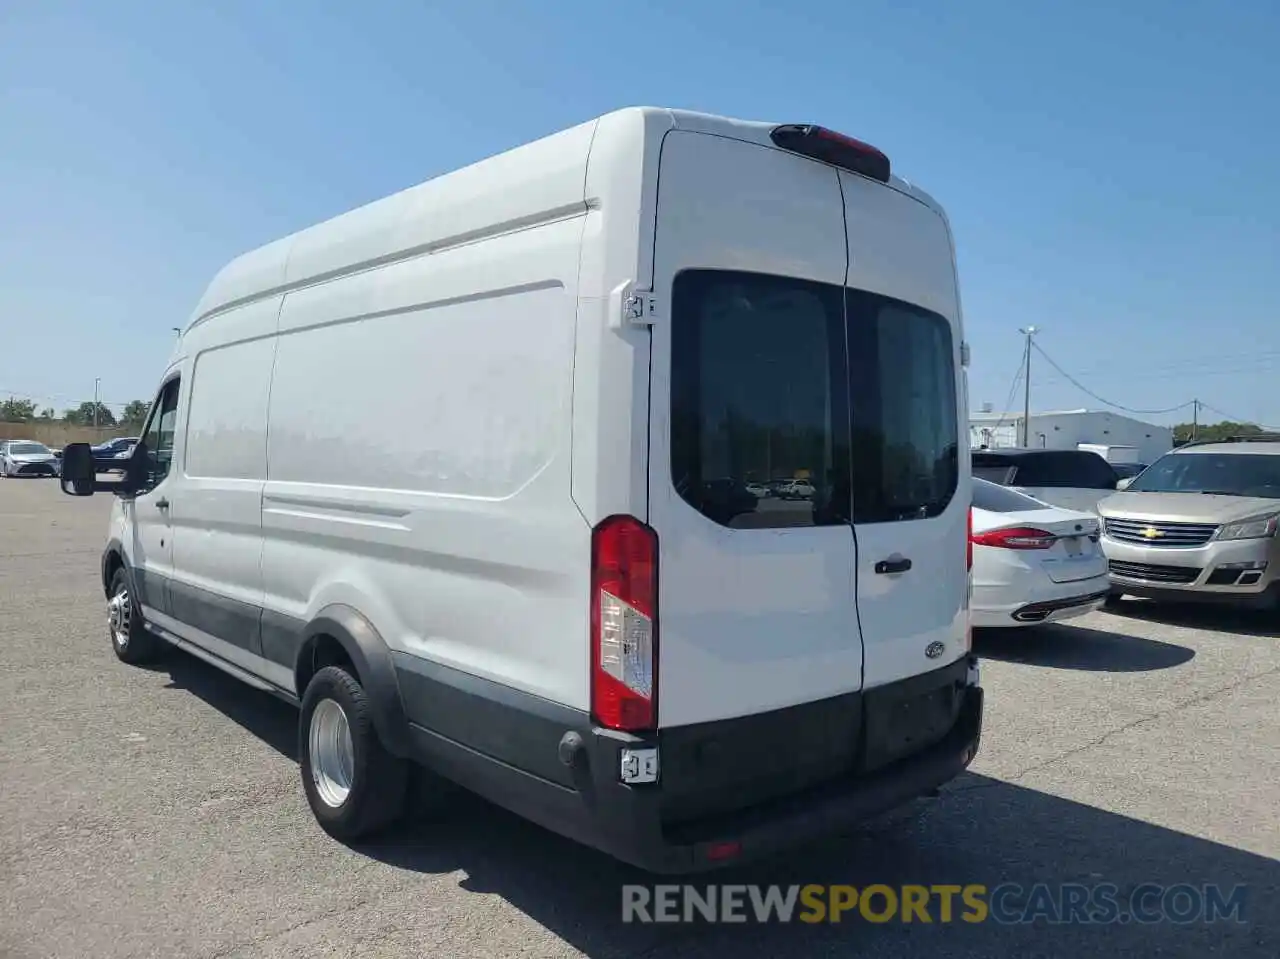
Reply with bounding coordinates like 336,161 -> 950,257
647,130 -> 863,727
839,171 -> 969,689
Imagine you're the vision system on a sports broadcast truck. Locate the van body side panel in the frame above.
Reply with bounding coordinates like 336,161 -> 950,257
647,130 -> 864,727
261,216 -> 591,710
839,170 -> 970,689
168,296 -> 281,673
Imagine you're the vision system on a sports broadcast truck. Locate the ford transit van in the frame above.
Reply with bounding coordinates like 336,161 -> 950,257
61,107 -> 982,873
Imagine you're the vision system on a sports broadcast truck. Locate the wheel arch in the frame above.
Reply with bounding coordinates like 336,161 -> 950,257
294,604 -> 413,758
102,540 -> 128,598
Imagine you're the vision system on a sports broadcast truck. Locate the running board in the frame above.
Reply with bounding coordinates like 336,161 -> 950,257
149,623 -> 283,696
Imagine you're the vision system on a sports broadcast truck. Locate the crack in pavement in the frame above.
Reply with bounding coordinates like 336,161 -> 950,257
950,663 -> 1280,794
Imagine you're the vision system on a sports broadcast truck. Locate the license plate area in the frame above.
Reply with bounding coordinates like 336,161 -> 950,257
860,659 -> 966,773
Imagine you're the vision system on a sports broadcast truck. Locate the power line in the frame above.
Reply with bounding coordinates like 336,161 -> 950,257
0,387 -> 132,409
985,355 -> 1025,439
1030,342 -> 1195,416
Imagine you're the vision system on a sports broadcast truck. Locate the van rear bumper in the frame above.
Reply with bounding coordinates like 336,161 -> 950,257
397,655 -> 983,874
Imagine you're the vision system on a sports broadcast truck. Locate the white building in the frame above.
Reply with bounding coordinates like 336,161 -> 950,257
969,408 -> 1173,465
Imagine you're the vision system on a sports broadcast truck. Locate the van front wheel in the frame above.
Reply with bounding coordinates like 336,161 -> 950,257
300,666 -> 408,840
108,568 -> 161,665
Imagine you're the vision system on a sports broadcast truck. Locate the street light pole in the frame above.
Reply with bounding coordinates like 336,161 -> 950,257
1017,326 -> 1038,446
93,377 -> 101,431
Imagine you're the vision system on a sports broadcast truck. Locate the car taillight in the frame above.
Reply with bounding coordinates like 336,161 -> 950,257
971,527 -> 1057,550
591,515 -> 657,732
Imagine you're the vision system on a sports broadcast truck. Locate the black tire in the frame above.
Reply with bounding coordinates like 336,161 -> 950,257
299,665 -> 408,841
108,567 -> 162,665
1102,590 -> 1124,610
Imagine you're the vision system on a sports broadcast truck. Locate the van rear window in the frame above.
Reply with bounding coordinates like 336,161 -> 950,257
669,271 -> 849,530
670,270 -> 959,529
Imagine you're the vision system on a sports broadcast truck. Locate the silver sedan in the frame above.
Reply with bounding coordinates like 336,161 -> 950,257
0,440 -> 61,478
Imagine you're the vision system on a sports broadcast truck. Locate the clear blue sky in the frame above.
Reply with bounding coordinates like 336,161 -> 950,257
2,0 -> 1277,427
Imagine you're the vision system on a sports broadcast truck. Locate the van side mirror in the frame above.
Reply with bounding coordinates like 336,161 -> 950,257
60,441 -> 146,497
59,443 -> 96,496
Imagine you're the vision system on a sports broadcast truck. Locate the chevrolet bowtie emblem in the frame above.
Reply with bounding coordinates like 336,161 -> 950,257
1141,527 -> 1164,539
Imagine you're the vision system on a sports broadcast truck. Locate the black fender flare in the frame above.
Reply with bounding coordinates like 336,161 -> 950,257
101,539 -> 129,598
296,604 -> 414,759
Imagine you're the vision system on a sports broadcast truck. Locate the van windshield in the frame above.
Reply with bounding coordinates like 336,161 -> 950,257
1127,452 -> 1280,498
669,269 -> 958,529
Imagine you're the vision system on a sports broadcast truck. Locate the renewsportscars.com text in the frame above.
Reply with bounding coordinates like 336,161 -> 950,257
621,883 -> 1248,925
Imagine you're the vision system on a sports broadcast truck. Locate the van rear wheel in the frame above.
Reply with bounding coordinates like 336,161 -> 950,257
299,666 -> 408,840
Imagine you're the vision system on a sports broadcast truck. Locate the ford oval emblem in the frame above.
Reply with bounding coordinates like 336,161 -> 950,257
925,641 -> 946,659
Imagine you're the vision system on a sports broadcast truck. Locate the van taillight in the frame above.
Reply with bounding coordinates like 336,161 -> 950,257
591,515 -> 657,732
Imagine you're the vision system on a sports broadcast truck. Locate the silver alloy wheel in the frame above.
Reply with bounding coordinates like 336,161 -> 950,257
108,584 -> 131,649
309,698 -> 355,808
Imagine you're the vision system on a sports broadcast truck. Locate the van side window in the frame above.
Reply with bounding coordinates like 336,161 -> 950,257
670,270 -> 850,529
138,378 -> 181,490
846,291 -> 958,523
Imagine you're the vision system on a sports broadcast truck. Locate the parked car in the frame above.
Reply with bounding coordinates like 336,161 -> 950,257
970,479 -> 1108,627
971,448 -> 1121,513
84,436 -> 140,474
57,106 -> 982,873
745,482 -> 771,498
776,479 -> 816,500
0,440 -> 61,478
1098,435 -> 1280,612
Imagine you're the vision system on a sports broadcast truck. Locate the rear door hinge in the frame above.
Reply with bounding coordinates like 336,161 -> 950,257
623,290 -> 658,327
960,341 -> 971,368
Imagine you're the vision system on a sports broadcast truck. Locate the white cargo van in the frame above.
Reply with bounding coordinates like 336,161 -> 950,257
60,107 -> 982,872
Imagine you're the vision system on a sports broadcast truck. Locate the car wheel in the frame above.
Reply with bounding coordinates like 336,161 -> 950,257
300,665 -> 408,841
108,568 -> 162,665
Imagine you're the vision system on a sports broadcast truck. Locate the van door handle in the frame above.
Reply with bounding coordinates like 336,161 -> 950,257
874,557 -> 912,575
155,498 -> 170,510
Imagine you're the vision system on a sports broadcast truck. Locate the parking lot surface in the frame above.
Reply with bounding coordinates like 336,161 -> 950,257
2,478 -> 1277,958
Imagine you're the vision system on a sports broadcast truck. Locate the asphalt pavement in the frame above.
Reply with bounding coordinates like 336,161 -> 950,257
1,478 -> 1277,957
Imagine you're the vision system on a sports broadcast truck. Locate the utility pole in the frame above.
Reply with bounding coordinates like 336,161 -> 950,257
1017,326 -> 1038,446
1191,399 -> 1199,442
93,377 -> 101,430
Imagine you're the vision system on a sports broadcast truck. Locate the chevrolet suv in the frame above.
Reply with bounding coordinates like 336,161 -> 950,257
1097,436 -> 1280,611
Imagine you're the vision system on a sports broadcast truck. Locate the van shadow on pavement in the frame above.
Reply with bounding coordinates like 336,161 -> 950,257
156,646 -> 1276,959
973,623 -> 1196,672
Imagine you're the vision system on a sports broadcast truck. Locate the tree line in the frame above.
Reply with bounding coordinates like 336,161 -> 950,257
1,397 -> 150,429
1172,420 -> 1271,445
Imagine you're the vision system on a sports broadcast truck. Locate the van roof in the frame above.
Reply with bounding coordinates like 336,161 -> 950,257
183,107 -> 949,334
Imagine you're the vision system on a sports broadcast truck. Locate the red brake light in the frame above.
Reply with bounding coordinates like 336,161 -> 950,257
591,515 -> 658,731
769,124 -> 891,182
971,527 -> 1057,550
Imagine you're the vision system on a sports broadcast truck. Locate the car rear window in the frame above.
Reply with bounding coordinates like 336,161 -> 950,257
974,451 -> 1118,489
972,479 -> 1047,513
669,269 -> 958,529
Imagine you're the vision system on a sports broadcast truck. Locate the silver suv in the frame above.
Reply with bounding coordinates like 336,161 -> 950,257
1097,436 -> 1280,611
